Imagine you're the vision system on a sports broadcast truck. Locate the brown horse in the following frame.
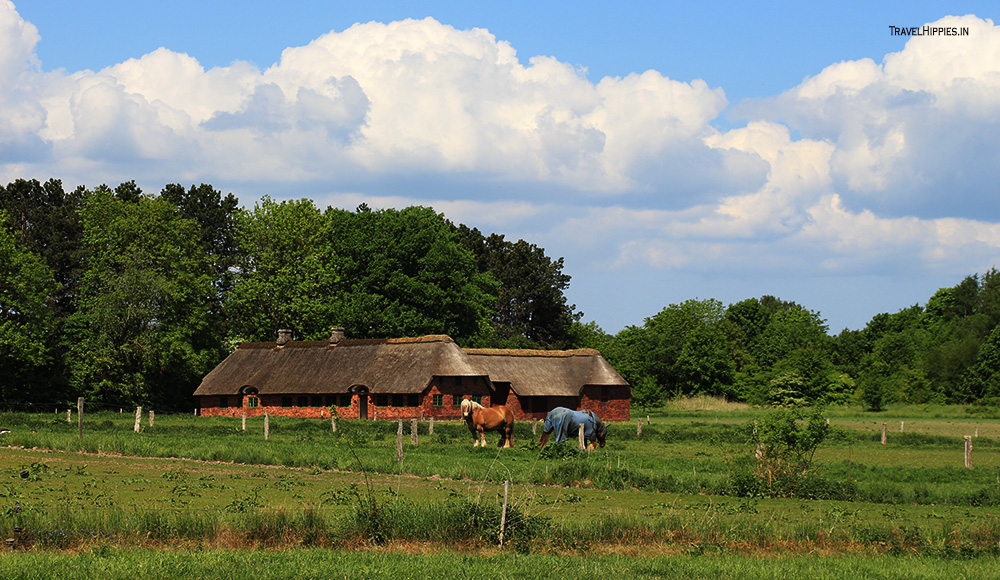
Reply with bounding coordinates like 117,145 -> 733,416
461,399 -> 514,448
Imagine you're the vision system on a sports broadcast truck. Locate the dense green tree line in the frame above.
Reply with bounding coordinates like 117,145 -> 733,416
2,177 -> 999,412
572,272 -> 1000,411
0,179 -> 580,411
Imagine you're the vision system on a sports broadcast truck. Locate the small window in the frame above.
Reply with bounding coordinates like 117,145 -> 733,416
471,395 -> 483,405
376,394 -> 389,407
392,394 -> 405,407
432,394 -> 443,407
452,395 -> 462,407
282,396 -> 293,408
407,394 -> 419,407
248,396 -> 259,409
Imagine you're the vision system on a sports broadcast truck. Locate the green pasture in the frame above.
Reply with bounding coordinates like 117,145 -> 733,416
1,549 -> 999,580
1,404 -> 1000,556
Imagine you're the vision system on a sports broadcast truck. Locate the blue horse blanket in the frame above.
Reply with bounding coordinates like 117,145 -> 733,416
542,407 -> 606,445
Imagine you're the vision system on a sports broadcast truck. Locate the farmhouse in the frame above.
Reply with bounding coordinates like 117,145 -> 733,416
193,328 -> 630,421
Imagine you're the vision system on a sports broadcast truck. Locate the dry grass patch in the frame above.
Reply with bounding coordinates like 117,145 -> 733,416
662,396 -> 751,413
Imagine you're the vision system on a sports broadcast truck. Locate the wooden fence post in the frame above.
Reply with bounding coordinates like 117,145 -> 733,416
900,421 -> 904,432
578,423 -> 586,451
411,418 -> 418,446
67,409 -> 71,424
77,397 -> 84,443
397,420 -> 404,462
134,407 -> 142,433
264,413 -> 270,440
499,480 -> 509,547
331,415 -> 337,433
429,417 -> 434,435
532,420 -> 537,435
881,422 -> 887,445
149,410 -> 155,428
965,436 -> 973,469
637,418 -> 642,437
242,411 -> 247,431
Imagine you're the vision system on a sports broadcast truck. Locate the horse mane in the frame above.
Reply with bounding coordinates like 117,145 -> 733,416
460,398 -> 485,418
461,399 -> 484,411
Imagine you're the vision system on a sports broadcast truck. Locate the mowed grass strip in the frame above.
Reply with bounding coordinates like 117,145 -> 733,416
1,549 -> 1000,580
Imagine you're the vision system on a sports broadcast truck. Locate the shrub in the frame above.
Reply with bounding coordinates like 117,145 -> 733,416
742,408 -> 830,498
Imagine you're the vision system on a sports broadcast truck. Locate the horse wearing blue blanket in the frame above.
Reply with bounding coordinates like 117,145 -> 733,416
537,407 -> 607,450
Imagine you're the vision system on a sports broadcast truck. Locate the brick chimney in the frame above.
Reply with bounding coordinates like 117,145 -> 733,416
329,327 -> 345,344
277,328 -> 293,345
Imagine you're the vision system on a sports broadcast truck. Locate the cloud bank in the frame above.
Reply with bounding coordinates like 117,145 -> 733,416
1,1 -> 999,331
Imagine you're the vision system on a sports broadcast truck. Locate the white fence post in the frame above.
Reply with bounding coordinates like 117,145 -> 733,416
396,420 -> 404,462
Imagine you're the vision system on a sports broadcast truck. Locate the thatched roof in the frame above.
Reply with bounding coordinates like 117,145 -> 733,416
193,335 -> 485,397
463,348 -> 630,397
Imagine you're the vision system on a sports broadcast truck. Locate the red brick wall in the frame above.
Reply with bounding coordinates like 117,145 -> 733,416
579,385 -> 631,421
197,376 -> 494,421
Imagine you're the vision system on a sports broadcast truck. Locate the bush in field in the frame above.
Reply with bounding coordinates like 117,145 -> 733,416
736,407 -> 830,498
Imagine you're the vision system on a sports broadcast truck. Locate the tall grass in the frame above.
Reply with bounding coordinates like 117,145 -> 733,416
4,497 -> 1000,557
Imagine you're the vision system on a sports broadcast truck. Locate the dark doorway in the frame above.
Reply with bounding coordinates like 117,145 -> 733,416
493,383 -> 510,406
350,385 -> 370,420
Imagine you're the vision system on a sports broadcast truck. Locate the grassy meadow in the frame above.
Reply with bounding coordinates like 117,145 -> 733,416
1,400 -> 1000,576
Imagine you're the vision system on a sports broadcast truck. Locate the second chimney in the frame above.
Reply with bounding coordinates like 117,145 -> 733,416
277,328 -> 293,345
329,327 -> 345,344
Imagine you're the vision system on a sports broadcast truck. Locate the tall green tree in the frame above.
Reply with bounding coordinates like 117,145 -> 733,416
226,197 -> 341,342
329,206 -> 496,342
961,325 -> 1000,403
604,325 -> 663,410
0,212 -> 58,405
0,178 -> 85,318
160,183 -> 240,314
639,298 -> 734,398
454,225 -> 580,348
65,186 -> 219,409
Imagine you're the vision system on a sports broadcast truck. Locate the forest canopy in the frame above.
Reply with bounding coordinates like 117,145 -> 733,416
1,178 -> 998,412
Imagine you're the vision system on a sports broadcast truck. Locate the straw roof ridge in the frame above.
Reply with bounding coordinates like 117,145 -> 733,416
464,348 -> 602,357
236,334 -> 454,350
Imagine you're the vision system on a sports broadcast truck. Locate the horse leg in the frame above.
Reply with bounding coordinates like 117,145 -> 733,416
478,427 -> 487,447
502,422 -> 513,448
537,431 -> 550,449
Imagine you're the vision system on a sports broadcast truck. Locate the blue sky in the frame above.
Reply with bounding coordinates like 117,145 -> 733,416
3,1 -> 1000,334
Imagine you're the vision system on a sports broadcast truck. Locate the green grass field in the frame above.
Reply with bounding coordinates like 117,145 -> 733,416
1,402 -> 999,575
2,549 -> 999,580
